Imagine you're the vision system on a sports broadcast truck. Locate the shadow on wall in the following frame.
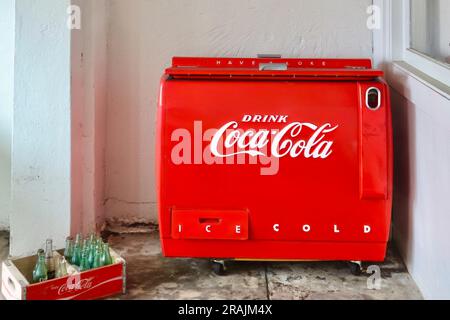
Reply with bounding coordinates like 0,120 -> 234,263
389,68 -> 450,299
391,88 -> 416,263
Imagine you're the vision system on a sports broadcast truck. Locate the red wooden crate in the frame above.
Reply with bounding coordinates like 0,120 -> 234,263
1,249 -> 126,300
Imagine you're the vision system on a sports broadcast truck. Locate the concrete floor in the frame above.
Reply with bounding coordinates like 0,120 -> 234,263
0,230 -> 423,300
107,232 -> 423,300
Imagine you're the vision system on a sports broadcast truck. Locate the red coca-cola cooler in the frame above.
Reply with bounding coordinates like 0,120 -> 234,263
156,56 -> 392,275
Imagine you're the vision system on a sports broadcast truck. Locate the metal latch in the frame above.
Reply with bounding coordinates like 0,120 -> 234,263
259,63 -> 288,71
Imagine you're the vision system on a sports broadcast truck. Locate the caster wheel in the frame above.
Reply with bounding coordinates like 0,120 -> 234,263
348,261 -> 362,276
211,260 -> 227,276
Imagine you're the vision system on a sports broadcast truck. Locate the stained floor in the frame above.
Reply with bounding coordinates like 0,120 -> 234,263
106,232 -> 423,300
0,230 -> 423,300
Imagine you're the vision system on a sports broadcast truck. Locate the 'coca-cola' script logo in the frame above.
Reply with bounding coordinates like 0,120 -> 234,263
170,115 -> 339,176
211,121 -> 338,159
58,276 -> 95,296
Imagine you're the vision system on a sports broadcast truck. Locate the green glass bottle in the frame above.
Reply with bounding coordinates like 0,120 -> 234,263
99,243 -> 106,266
79,245 -> 90,272
100,243 -> 113,266
71,233 -> 82,266
45,239 -> 55,280
92,245 -> 102,269
87,241 -> 95,268
64,237 -> 74,262
32,249 -> 48,283
55,256 -> 68,278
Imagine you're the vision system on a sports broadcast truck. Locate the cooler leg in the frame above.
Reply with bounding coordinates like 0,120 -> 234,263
211,259 -> 227,276
348,261 -> 363,276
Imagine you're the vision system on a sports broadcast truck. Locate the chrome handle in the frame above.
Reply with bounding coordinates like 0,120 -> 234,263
259,63 -> 288,71
366,87 -> 382,111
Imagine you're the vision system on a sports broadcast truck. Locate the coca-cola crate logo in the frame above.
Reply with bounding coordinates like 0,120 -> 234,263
170,115 -> 338,176
46,274 -> 122,300
57,275 -> 95,296
48,275 -> 95,296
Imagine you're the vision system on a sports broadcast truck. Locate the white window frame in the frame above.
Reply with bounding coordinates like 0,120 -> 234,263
374,0 -> 450,88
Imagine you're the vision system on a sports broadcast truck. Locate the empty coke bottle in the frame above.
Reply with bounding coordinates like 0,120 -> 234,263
32,249 -> 48,283
92,244 -> 102,269
55,256 -> 68,278
100,243 -> 113,266
87,240 -> 95,268
88,233 -> 95,246
80,244 -> 91,272
64,236 -> 74,262
71,233 -> 82,266
45,239 -> 56,280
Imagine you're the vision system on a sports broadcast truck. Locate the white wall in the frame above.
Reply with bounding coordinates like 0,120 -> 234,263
11,0 -> 72,256
105,0 -> 373,224
71,0 -> 108,235
0,0 -> 15,230
388,63 -> 450,299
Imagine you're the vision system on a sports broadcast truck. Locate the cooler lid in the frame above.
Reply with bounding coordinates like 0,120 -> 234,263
166,56 -> 383,81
